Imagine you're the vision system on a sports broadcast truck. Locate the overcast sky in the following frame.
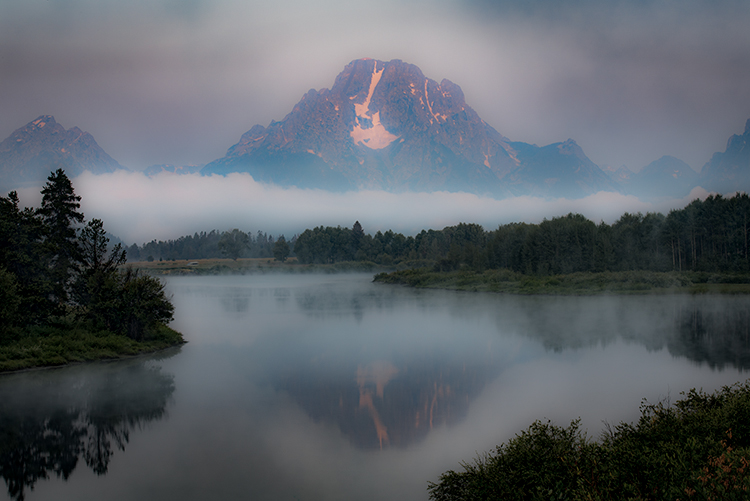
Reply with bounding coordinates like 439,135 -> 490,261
2,0 -> 750,174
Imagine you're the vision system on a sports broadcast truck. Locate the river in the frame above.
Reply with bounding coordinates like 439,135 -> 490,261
1,273 -> 748,500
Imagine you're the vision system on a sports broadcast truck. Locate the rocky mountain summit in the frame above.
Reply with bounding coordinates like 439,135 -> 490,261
0,115 -> 124,191
202,58 -> 618,198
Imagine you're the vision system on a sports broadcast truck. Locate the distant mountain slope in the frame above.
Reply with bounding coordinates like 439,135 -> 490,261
0,115 -> 124,192
143,164 -> 203,176
700,119 -> 750,194
203,58 -> 618,199
626,156 -> 698,200
507,139 -> 619,198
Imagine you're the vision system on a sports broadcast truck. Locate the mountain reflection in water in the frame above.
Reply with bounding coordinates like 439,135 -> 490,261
264,288 -> 750,450
0,354 -> 177,501
277,356 -> 495,450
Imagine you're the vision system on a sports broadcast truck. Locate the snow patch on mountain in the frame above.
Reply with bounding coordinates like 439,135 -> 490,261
350,65 -> 399,149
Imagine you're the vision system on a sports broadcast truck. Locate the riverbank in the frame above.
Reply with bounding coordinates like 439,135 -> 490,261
128,257 -> 389,275
374,268 -> 750,294
0,323 -> 185,373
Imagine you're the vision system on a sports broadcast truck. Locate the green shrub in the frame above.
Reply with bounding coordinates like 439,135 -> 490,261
428,381 -> 750,501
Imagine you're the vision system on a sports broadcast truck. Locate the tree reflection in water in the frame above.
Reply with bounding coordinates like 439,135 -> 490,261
0,355 -> 176,500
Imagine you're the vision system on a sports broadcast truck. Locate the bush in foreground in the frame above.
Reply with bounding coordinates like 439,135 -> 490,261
428,381 -> 750,501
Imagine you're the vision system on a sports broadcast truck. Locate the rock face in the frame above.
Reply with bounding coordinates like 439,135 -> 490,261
0,115 -> 124,191
700,119 -> 750,194
203,58 -> 618,198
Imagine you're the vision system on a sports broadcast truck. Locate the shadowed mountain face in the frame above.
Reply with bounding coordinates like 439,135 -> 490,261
700,118 -> 750,194
202,58 -> 619,198
614,155 -> 699,200
0,115 -> 124,191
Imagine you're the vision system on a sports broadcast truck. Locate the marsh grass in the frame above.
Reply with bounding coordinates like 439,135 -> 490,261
129,258 -> 385,275
374,269 -> 750,295
0,322 -> 185,372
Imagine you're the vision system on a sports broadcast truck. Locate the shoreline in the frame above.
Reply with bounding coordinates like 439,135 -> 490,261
0,343 -> 186,375
0,324 -> 186,374
373,268 -> 750,295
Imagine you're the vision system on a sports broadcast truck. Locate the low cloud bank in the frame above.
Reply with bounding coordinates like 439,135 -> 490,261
21,171 -> 712,245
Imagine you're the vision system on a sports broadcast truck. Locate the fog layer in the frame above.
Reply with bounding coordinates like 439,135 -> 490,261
11,171 -> 711,244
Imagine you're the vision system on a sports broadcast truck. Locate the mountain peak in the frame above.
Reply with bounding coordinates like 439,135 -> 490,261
0,115 -> 125,191
201,58 -> 621,198
30,115 -> 56,127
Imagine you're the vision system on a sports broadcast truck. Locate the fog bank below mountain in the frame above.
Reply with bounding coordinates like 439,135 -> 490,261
17,171 -> 711,245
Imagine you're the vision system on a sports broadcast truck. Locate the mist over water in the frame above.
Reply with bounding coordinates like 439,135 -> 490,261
1,274 -> 748,500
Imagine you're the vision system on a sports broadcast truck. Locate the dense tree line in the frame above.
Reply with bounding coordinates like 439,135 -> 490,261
126,229 -> 294,262
0,169 -> 173,340
292,194 -> 750,274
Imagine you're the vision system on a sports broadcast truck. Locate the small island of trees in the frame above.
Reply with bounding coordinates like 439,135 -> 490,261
0,169 -> 183,372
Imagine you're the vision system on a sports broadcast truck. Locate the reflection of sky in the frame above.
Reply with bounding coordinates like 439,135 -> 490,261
12,274 -> 750,501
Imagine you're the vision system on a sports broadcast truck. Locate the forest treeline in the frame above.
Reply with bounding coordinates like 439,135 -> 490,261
291,194 -> 750,274
0,169 -> 177,347
126,229 -> 293,262
125,193 -> 749,275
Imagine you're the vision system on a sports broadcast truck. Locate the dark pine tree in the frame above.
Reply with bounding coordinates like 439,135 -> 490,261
38,169 -> 85,308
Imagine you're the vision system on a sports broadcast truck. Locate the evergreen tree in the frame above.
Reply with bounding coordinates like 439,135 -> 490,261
273,236 -> 290,262
73,218 -> 128,326
218,229 -> 249,260
38,169 -> 85,306
0,191 -> 53,322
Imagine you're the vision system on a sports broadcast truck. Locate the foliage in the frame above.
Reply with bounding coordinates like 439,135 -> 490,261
0,169 -> 182,371
0,191 -> 54,323
273,235 -> 290,262
0,268 -> 20,336
0,322 -> 184,372
428,381 -> 750,501
38,168 -> 85,305
218,228 -> 250,260
131,229 -> 290,262
125,193 -> 750,276
372,269 -> 735,295
116,268 -> 174,340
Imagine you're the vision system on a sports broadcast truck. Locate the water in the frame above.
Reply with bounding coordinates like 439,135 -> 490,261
1,273 -> 748,500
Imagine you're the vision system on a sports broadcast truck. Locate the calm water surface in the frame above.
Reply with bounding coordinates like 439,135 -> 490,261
1,273 -> 749,500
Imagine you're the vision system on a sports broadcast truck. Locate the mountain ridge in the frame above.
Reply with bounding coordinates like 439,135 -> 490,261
0,60 -> 748,200
202,58 -> 619,198
0,115 -> 124,191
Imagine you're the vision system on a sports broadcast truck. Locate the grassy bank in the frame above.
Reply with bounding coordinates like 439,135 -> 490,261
374,268 -> 750,294
429,381 -> 750,500
129,257 -> 387,275
0,322 -> 185,373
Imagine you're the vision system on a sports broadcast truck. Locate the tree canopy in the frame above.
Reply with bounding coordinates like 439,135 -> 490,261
0,170 -> 175,342
288,194 -> 750,275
